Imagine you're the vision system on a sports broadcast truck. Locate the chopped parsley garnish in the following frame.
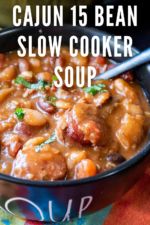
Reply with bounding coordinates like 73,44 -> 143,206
15,108 -> 25,120
83,84 -> 107,96
15,77 -> 31,88
52,75 -> 58,83
31,80 -> 48,90
15,77 -> 50,90
47,96 -> 57,106
35,132 -> 57,152
52,75 -> 58,81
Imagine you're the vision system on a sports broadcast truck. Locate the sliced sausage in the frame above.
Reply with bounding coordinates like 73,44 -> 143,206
11,137 -> 67,180
57,103 -> 108,146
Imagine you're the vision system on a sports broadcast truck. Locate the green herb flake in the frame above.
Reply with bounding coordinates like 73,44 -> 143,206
15,77 -> 31,89
15,77 -> 50,90
47,96 -> 57,106
83,84 -> 107,96
35,132 -> 57,152
31,80 -> 48,90
52,75 -> 58,83
15,108 -> 25,120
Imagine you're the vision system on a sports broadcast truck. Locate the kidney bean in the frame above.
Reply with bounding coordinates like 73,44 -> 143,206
106,153 -> 126,164
120,72 -> 134,82
89,56 -> 107,74
14,122 -> 32,137
37,98 -> 56,114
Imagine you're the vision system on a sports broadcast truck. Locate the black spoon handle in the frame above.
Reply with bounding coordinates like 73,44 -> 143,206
94,48 -> 150,80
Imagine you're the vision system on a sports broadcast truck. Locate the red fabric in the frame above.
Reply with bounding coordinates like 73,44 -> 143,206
25,221 -> 43,225
104,168 -> 150,225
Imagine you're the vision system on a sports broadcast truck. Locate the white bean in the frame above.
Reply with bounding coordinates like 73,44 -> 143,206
0,66 -> 16,82
23,108 -> 47,126
0,88 -> 14,103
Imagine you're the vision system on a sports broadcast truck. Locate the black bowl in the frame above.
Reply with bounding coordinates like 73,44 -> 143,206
0,25 -> 150,223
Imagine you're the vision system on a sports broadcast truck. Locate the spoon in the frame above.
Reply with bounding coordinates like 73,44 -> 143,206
94,48 -> 150,80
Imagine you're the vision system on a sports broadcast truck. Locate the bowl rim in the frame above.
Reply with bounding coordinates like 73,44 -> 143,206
0,24 -> 150,187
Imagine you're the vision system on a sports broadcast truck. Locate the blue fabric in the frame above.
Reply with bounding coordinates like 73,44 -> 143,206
0,205 -> 112,225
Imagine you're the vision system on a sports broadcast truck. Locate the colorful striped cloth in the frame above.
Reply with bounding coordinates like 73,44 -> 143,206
1,167 -> 150,225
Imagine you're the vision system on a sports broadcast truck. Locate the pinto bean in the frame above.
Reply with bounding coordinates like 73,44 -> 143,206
0,116 -> 16,133
24,136 -> 46,148
11,138 -> 67,180
36,72 -> 51,82
56,100 -> 73,110
0,65 -> 16,82
0,88 -> 14,103
18,58 -> 30,73
23,108 -> 47,126
71,54 -> 88,66
67,150 -> 87,170
29,58 -> 41,72
2,134 -> 22,158
56,88 -> 72,100
19,71 -> 33,82
74,159 -> 97,179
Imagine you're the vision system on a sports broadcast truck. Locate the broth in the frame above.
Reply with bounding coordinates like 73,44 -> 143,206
0,48 -> 149,181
